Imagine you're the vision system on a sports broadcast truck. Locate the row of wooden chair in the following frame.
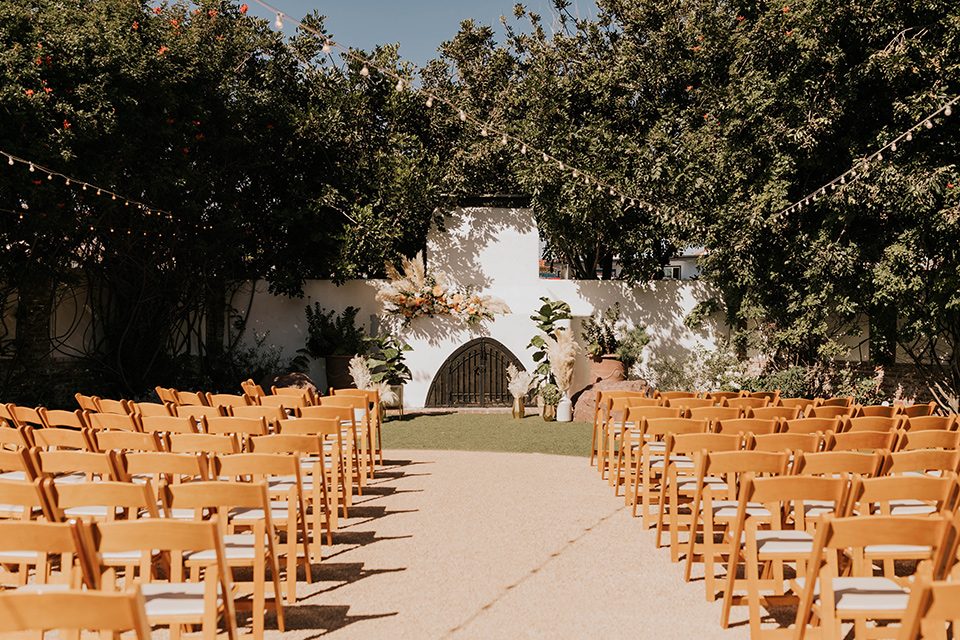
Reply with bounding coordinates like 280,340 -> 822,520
591,400 -> 960,639
654,389 -> 938,417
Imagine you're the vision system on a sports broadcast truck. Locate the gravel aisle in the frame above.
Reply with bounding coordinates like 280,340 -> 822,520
271,449 -> 753,639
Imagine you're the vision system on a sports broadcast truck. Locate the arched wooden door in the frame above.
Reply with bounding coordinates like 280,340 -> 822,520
425,338 -> 524,408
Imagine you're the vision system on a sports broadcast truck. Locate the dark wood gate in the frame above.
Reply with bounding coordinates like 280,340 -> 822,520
425,338 -> 524,408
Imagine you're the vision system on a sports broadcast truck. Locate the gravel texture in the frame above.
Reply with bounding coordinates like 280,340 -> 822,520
264,449 -> 759,639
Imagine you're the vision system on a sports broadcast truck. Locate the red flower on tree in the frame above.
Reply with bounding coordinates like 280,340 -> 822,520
158,46 -> 168,55
25,89 -> 33,96
239,4 -> 248,13
153,6 -> 161,14
63,120 -> 71,128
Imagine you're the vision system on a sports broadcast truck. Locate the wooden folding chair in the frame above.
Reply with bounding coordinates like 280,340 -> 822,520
0,449 -> 39,483
794,514 -> 952,640
657,391 -> 701,401
168,433 -> 241,456
155,386 -> 180,404
743,390 -> 782,404
90,517 -> 239,640
703,391 -> 740,403
95,397 -> 133,415
241,379 -> 266,403
723,397 -> 771,412
654,432 -> 742,560
815,396 -> 855,408
49,478 -> 162,523
140,414 -> 201,437
792,450 -> 886,478
74,393 -> 100,413
91,429 -> 166,453
5,404 -> 45,429
272,386 -> 317,406
897,577 -> 960,640
0,424 -> 30,452
162,480 -> 286,638
0,477 -> 59,521
610,405 -> 684,489
883,449 -> 960,478
175,404 -> 226,421
33,449 -> 127,483
258,393 -> 306,412
30,425 -> 95,453
779,397 -> 815,416
681,451 -> 790,601
668,397 -> 719,410
249,433 -> 337,542
211,454 -> 314,604
297,406 -> 362,495
174,390 -> 210,406
332,388 -> 383,464
318,395 -> 375,482
719,474 -> 850,636
590,392 -> 651,475
122,451 -> 210,519
278,417 -> 353,512
0,588 -> 153,639
0,519 -> 98,589
746,432 -> 823,457
207,393 -> 253,410
230,405 -> 287,431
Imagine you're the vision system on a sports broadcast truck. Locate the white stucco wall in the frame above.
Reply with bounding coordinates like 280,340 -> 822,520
238,206 -> 727,407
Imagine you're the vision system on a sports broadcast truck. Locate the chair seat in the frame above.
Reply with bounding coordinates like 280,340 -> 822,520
0,471 -> 27,481
676,478 -> 727,492
230,503 -> 291,522
63,505 -> 114,519
0,550 -> 41,560
888,500 -> 937,516
752,529 -> 814,555
712,501 -> 769,519
184,534 -> 265,562
795,577 -> 909,611
10,583 -> 72,593
802,500 -> 837,519
141,582 -> 222,618
863,543 -> 931,556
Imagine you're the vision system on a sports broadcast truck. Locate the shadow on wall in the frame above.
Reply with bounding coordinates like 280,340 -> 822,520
429,205 -> 536,290
573,279 -> 724,360
382,314 -> 489,349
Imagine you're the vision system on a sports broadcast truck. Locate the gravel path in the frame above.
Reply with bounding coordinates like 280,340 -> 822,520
269,449 -> 756,639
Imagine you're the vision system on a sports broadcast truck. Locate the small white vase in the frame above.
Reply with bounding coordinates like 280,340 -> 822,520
557,396 -> 573,422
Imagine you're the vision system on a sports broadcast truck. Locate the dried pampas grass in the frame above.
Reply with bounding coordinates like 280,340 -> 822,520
545,329 -> 578,395
348,355 -> 399,406
506,363 -> 535,399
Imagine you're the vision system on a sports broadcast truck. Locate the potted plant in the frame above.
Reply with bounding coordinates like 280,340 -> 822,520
294,304 -> 368,390
540,383 -> 561,421
364,334 -> 413,415
506,364 -> 535,419
580,303 -> 649,382
527,296 -> 572,391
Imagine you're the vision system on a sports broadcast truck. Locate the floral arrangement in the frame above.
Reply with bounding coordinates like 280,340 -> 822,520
506,364 -> 535,399
370,251 -> 511,325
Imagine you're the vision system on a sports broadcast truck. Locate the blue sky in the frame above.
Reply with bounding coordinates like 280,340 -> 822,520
247,0 -> 598,69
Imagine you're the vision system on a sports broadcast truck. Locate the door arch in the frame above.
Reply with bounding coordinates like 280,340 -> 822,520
425,338 -> 525,408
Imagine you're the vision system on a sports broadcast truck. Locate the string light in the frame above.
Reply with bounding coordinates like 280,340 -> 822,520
891,142 -> 897,152
7,156 -> 12,165
501,134 -> 507,145
924,120 -> 933,129
520,145 -> 527,154
541,152 -> 548,162
360,64 -> 369,77
395,79 -> 403,91
322,41 -> 331,54
29,164 -> 34,172
425,96 -> 433,108
946,105 -> 953,116
480,126 -> 488,136
906,132 -> 913,141
274,12 -> 283,28
458,109 -> 466,121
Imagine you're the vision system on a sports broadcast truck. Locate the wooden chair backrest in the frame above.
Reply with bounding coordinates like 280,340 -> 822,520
748,405 -> 801,421
8,404 -> 45,428
202,416 -> 269,436
258,394 -> 306,410
276,417 -> 342,437
856,404 -> 898,418
0,519 -> 95,588
721,396 -> 770,410
91,430 -> 165,454
895,429 -> 960,452
74,393 -> 100,412
896,401 -> 938,418
623,406 -> 684,424
825,430 -> 898,452
31,426 -> 95,451
121,451 -> 209,484
712,418 -> 779,436
85,411 -> 143,433
174,390 -> 209,406
640,417 -> 710,441
666,432 -> 742,457
167,433 -> 240,455
656,391 -> 699,400
154,386 -> 179,404
904,415 -> 957,432
229,404 -> 287,427
815,396 -> 855,407
34,449 -> 127,482
0,588 -> 153,638
686,406 -> 742,423
271,386 -> 316,405
851,475 -> 958,517
206,393 -> 253,408
843,415 -> 904,433
50,479 -> 161,521
884,449 -> 960,476
780,417 -> 841,435
898,579 -> 960,640
139,415 -> 200,435
665,397 -> 716,410
130,401 -> 174,417
0,477 -> 60,521
94,398 -> 131,415
174,404 -> 225,420
39,408 -> 88,430
791,450 -> 885,477
806,405 -> 856,419
746,432 -> 822,455
742,390 -> 781,403
702,391 -> 739,402
778,397 -> 815,412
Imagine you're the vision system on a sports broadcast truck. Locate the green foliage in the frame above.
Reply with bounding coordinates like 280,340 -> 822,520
364,334 -> 413,386
645,343 -> 746,394
740,366 -> 811,400
539,382 -> 561,406
684,299 -> 723,331
297,304 -> 368,360
527,297 -> 572,387
580,303 -> 623,356
615,326 -> 651,373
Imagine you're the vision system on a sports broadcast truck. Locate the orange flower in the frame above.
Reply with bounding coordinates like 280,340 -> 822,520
25,89 -> 33,96
158,46 -> 168,55
240,4 -> 249,13
432,285 -> 443,297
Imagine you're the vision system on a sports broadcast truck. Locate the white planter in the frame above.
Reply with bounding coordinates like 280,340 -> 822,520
556,396 -> 573,422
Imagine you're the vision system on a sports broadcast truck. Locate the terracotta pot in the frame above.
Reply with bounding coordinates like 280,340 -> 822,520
589,354 -> 625,383
512,397 -> 525,419
542,404 -> 557,422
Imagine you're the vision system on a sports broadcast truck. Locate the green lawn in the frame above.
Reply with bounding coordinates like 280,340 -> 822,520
380,412 -> 592,457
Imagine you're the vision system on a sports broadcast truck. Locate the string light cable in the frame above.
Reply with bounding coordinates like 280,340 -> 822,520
778,94 -> 959,217
248,0 -> 668,218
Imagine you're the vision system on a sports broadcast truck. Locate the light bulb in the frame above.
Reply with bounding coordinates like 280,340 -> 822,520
274,12 -> 283,28
322,41 -> 331,54
891,142 -> 897,151
29,164 -> 34,172
946,105 -> 953,116
558,161 -> 564,170
111,194 -> 116,200
573,170 -> 579,178
830,184 -> 836,191
906,132 -> 913,141
65,179 -> 70,186
630,200 -> 635,206
521,145 -> 526,154
840,176 -> 846,184
458,109 -> 466,121
47,174 -> 52,180
541,152 -> 548,162
924,120 -> 932,129
620,196 -> 625,203
480,126 -> 487,136
584,177 -> 589,185
396,79 -> 403,91
82,184 -> 87,190
609,188 -> 615,195
96,189 -> 101,195
6,156 -> 12,165
596,184 -> 602,191
501,134 -> 507,144
877,152 -> 883,161
426,96 -> 433,107
360,64 -> 369,76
